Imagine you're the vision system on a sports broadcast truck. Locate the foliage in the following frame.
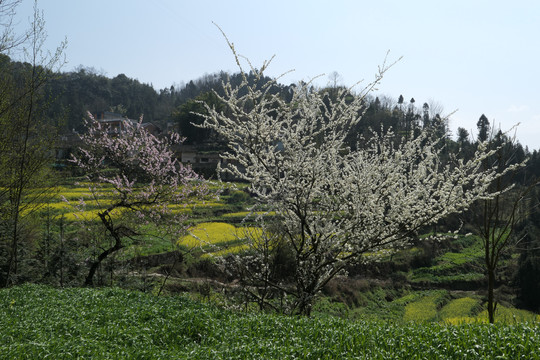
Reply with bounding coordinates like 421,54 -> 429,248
173,92 -> 225,145
516,232 -> 540,311
1,284 -> 540,359
44,69 -> 162,132
514,218 -> 540,311
4,182 -> 249,286
199,34 -> 508,315
410,234 -> 485,286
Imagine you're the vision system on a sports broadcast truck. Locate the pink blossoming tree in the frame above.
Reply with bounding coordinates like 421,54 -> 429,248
70,113 -> 208,286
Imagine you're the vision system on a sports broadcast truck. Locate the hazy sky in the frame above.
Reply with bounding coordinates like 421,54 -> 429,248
12,0 -> 540,149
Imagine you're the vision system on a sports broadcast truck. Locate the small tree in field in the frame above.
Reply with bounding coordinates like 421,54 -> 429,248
200,36 -> 511,315
0,0 -> 66,286
70,113 -> 208,286
472,127 -> 532,323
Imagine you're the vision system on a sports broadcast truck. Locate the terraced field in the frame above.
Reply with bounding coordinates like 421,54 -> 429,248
31,182 -> 262,259
26,182 -> 538,324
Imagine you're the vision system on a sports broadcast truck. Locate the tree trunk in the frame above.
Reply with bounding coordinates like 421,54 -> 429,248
297,300 -> 312,316
487,267 -> 496,324
295,286 -> 314,316
4,209 -> 21,287
85,210 -> 124,286
84,239 -> 123,286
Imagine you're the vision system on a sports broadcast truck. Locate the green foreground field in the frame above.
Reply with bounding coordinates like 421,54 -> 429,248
1,284 -> 539,359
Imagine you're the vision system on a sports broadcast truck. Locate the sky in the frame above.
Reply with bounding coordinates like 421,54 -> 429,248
11,0 -> 540,149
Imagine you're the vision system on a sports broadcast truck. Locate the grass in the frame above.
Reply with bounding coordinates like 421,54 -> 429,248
1,284 -> 540,359
477,305 -> 540,323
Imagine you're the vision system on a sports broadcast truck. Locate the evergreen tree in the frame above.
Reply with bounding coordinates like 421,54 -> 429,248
477,114 -> 490,142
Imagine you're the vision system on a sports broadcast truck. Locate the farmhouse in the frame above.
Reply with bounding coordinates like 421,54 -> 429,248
93,111 -> 161,136
54,112 -> 231,177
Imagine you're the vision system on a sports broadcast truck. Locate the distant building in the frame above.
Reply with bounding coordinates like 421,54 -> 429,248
56,111 -> 239,179
54,111 -> 161,167
171,143 -> 227,178
93,111 -> 161,136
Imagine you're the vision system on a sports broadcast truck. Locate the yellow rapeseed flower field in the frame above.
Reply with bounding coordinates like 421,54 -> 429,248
179,222 -> 237,248
37,202 -> 73,211
439,297 -> 480,321
202,244 -> 250,258
178,222 -> 261,256
403,294 -> 439,322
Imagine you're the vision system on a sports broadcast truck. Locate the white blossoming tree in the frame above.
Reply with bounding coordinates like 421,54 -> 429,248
70,113 -> 209,286
200,38 -> 509,315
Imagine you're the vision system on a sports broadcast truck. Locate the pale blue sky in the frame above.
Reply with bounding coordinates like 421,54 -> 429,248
13,0 -> 540,149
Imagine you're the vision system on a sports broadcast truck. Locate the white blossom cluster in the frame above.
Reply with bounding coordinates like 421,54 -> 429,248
199,41 -> 513,314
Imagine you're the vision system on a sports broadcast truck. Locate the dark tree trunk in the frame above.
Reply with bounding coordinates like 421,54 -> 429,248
487,268 -> 496,324
84,238 -> 123,286
5,209 -> 21,287
85,210 -> 124,286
